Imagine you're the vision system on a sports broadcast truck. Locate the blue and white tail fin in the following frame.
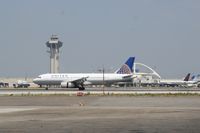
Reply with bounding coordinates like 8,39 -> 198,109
191,74 -> 200,81
115,57 -> 135,74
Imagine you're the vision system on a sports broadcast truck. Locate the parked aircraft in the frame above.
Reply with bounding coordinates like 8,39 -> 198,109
158,73 -> 200,87
13,80 -> 30,88
33,57 -> 135,90
0,81 -> 9,88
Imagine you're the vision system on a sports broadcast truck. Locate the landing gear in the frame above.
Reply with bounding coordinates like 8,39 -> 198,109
45,87 -> 48,90
77,84 -> 85,91
78,87 -> 85,91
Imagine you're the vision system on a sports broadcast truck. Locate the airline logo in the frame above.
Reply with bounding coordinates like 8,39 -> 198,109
117,64 -> 132,74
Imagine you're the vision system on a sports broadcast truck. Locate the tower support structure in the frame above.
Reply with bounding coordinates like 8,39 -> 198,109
46,35 -> 63,73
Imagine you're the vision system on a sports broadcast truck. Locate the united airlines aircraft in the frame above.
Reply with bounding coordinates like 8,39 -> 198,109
33,57 -> 135,90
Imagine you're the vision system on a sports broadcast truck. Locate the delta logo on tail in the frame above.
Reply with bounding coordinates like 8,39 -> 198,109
116,57 -> 135,74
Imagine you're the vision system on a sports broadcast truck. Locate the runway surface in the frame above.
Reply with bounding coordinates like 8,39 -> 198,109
0,87 -> 200,95
0,96 -> 200,133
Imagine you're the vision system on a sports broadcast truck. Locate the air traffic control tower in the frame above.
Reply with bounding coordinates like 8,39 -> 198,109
46,35 -> 63,73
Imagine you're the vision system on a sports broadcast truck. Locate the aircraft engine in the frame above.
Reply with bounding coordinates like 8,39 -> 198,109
61,82 -> 75,88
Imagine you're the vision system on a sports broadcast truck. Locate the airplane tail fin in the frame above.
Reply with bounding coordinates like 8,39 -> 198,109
184,73 -> 190,81
191,74 -> 200,81
115,57 -> 135,74
191,75 -> 196,81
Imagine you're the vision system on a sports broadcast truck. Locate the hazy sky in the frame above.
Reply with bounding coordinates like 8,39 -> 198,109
0,0 -> 200,78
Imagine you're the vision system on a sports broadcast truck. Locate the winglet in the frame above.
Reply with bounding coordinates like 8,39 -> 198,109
115,57 -> 135,74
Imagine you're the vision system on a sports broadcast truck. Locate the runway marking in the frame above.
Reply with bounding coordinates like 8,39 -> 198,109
0,108 -> 38,113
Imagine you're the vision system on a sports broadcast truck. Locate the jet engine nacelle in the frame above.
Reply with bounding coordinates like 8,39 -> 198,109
61,82 -> 75,88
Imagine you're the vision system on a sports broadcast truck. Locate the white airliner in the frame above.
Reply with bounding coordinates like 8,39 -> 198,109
159,73 -> 200,87
33,57 -> 135,90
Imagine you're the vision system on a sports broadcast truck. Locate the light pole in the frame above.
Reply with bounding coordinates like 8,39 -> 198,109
102,66 -> 105,94
98,67 -> 105,95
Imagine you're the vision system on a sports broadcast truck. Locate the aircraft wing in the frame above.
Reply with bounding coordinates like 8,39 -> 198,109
122,74 -> 133,79
67,77 -> 88,85
61,76 -> 89,90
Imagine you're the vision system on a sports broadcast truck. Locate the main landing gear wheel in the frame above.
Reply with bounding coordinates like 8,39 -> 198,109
79,87 -> 85,91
